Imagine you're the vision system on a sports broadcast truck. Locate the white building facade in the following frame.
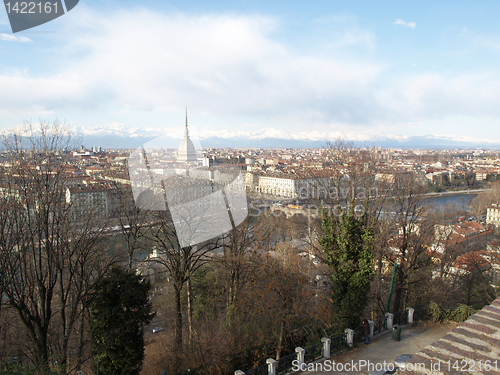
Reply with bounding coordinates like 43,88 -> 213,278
255,174 -> 332,198
487,203 -> 500,226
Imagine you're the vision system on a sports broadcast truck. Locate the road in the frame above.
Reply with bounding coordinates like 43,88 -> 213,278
422,188 -> 489,197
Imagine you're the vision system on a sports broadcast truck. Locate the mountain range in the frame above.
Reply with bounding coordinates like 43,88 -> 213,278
72,126 -> 500,150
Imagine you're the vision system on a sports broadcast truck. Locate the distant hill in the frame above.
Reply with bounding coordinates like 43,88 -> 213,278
75,128 -> 500,150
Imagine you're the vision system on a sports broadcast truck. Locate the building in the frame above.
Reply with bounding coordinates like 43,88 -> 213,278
255,174 -> 332,198
176,110 -> 197,163
84,165 -> 104,176
244,172 -> 260,191
487,203 -> 500,226
433,221 -> 493,253
65,185 -> 113,220
474,169 -> 488,181
73,146 -> 94,157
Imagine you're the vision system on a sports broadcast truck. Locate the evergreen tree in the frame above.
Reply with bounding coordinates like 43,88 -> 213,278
87,267 -> 155,375
320,209 -> 374,329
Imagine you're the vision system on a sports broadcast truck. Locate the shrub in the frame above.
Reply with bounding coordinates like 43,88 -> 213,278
449,304 -> 476,323
429,301 -> 447,322
429,302 -> 476,323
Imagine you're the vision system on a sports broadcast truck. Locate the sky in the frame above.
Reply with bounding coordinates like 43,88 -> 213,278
1,0 -> 500,147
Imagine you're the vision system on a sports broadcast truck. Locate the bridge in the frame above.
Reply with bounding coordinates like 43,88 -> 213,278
422,188 -> 489,198
267,205 -> 320,219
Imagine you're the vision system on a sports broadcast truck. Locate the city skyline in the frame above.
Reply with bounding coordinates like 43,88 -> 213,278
2,1 -> 500,147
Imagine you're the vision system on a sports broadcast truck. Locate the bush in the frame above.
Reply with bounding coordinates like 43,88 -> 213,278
449,304 -> 476,323
429,301 -> 447,322
429,302 -> 476,323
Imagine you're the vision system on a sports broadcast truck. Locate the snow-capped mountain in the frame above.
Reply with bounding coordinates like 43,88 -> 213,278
71,125 -> 500,150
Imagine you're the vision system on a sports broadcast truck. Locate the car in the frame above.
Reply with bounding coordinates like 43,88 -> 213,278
152,326 -> 165,333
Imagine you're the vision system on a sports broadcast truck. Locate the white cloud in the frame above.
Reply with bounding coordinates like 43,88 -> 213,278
0,8 -> 383,126
379,71 -> 500,119
0,33 -> 32,42
312,15 -> 377,51
3,7 -> 500,141
394,19 -> 416,29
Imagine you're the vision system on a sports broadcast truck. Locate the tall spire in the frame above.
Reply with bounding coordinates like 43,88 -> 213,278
177,108 -> 197,163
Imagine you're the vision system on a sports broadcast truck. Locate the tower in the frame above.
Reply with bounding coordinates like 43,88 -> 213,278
176,108 -> 197,163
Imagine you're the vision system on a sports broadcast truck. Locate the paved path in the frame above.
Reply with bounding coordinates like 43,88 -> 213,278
297,322 -> 457,375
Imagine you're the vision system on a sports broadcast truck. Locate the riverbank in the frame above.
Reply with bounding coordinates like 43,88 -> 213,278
423,188 -> 490,198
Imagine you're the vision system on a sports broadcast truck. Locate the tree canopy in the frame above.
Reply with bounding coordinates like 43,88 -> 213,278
320,209 -> 374,329
87,266 -> 155,375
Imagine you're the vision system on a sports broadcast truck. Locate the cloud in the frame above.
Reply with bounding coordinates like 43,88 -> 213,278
394,19 -> 416,29
3,7 -> 500,140
0,33 -> 32,42
312,15 -> 377,51
0,8 -> 383,126
379,71 -> 500,120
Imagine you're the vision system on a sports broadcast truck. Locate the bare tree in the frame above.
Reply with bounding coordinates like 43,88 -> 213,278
383,172 -> 435,313
219,217 -> 253,313
148,210 -> 218,351
111,182 -> 148,270
469,180 -> 500,217
0,122 -> 113,371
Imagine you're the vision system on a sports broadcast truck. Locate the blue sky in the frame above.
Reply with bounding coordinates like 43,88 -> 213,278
1,0 -> 500,145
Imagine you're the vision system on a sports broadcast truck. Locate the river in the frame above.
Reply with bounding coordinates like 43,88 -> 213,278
423,193 -> 477,211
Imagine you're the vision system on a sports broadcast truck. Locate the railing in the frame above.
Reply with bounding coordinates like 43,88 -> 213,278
352,326 -> 364,345
239,306 -> 429,375
244,363 -> 268,375
304,342 -> 323,363
393,309 -> 408,325
276,353 -> 296,374
373,315 -> 386,335
330,332 -> 347,352
414,306 -> 429,321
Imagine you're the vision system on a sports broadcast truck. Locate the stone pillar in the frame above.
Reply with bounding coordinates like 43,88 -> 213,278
266,358 -> 277,375
295,347 -> 305,366
407,307 -> 415,324
234,371 -> 245,375
386,313 -> 394,330
368,320 -> 375,339
344,328 -> 354,347
321,337 -> 331,358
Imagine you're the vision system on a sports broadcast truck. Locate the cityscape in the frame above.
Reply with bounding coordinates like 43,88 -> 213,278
1,120 -> 500,374
2,1 -> 500,375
